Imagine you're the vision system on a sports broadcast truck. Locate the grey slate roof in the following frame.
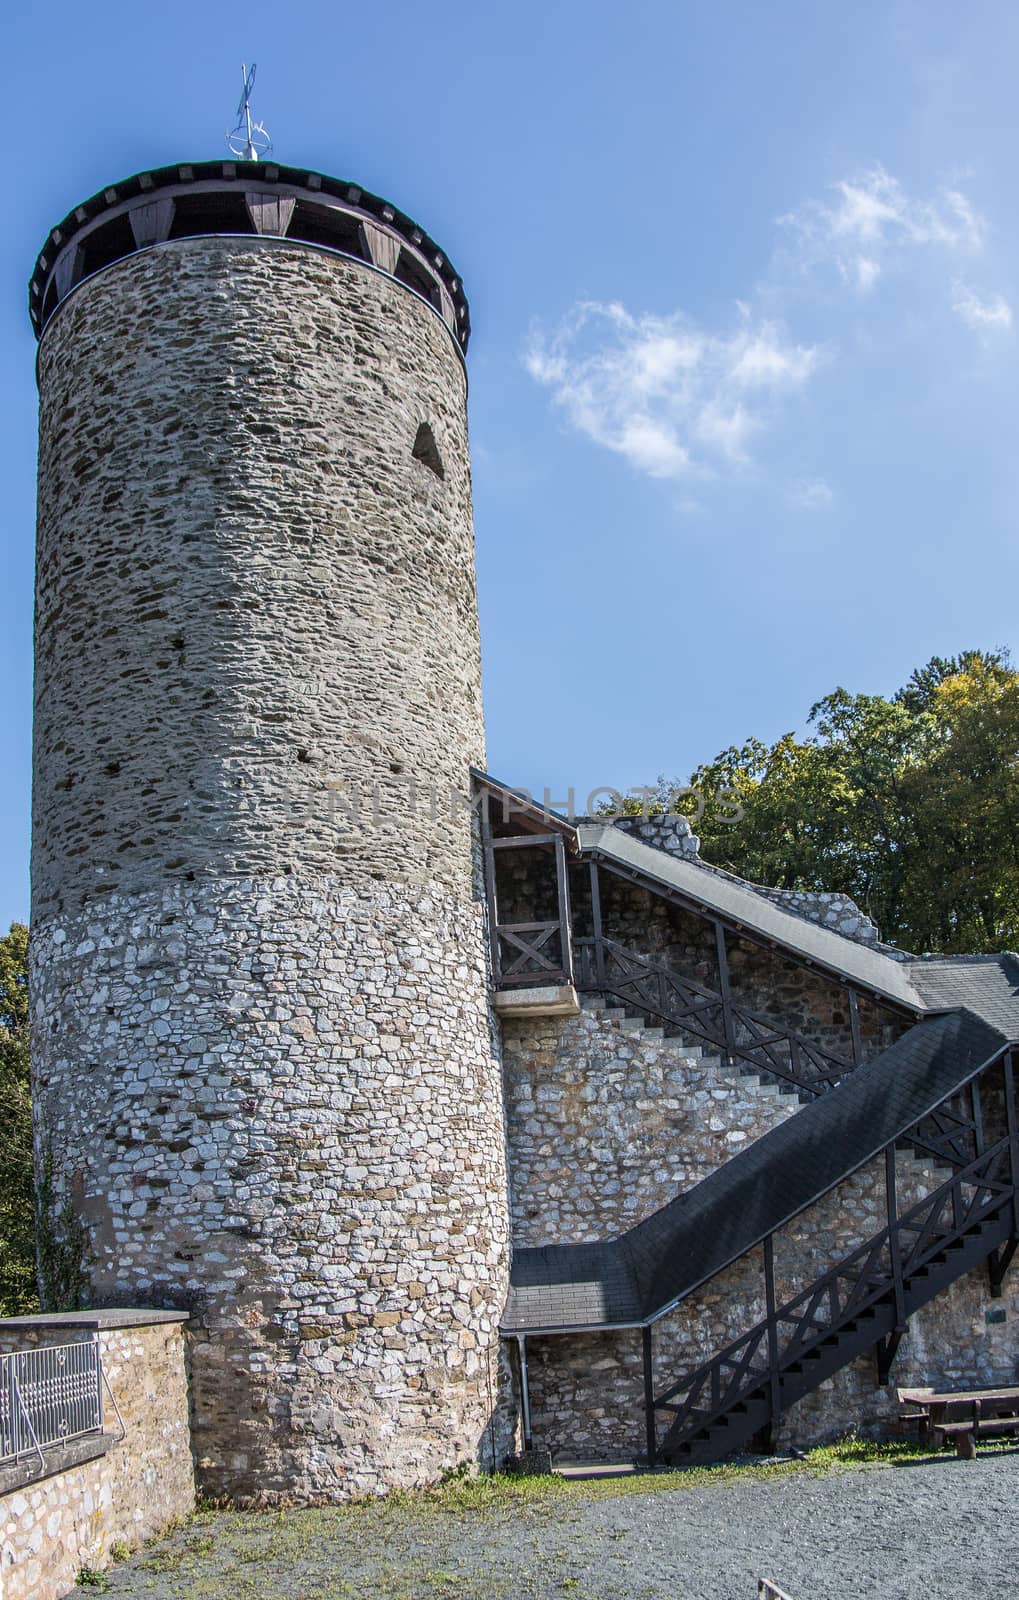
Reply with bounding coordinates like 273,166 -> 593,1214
906,954 -> 1019,1035
578,825 -> 928,1010
503,824 -> 1019,1337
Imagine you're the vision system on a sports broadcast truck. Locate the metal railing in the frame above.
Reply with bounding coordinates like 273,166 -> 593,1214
0,1339 -> 104,1470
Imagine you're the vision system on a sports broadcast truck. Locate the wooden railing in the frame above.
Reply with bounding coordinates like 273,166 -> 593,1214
574,935 -> 853,1099
484,831 -> 574,988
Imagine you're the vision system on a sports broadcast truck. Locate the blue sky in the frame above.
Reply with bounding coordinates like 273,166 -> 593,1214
2,1 -> 1018,926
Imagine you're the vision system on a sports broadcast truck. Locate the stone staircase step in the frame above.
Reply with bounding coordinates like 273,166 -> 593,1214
584,995 -> 802,1108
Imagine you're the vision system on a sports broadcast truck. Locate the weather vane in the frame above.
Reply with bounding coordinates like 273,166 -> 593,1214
227,63 -> 271,161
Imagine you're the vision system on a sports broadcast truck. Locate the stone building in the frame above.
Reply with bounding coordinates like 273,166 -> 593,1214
26,156 -> 1019,1497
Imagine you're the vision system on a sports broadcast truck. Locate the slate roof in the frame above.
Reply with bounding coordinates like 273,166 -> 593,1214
578,825 -> 928,1010
906,954 -> 1019,1035
502,824 -> 1019,1337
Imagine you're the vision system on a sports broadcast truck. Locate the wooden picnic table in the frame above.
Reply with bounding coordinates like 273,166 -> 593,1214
899,1385 -> 1019,1457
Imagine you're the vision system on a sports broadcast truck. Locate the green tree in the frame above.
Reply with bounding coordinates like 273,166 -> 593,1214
0,922 -> 38,1314
631,650 -> 1019,954
895,655 -> 1019,949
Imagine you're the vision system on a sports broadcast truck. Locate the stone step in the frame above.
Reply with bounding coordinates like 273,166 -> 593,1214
718,1061 -> 802,1101
591,1002 -> 804,1099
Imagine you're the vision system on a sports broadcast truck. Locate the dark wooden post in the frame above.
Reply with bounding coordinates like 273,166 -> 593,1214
763,1234 -> 781,1428
714,921 -> 737,1065
971,1078 -> 985,1157
885,1144 -> 906,1331
847,988 -> 863,1067
555,834 -> 574,987
642,1325 -> 657,1467
589,861 -> 606,990
1005,1053 -> 1019,1238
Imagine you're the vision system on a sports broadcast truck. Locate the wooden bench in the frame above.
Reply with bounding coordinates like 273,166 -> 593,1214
899,1385 -> 1019,1457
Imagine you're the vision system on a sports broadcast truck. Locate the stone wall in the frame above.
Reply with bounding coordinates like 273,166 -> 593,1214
32,239 -> 481,914
609,815 -> 882,947
31,874 -> 511,1501
0,1311 -> 193,1600
31,235 -> 512,1498
611,814 -> 701,860
749,886 -> 882,946
502,998 -> 797,1247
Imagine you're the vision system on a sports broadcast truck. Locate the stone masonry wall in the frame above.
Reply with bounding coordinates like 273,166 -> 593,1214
504,998 -> 790,1460
31,875 -> 511,1500
609,816 -> 882,946
33,240 -> 481,915
502,998 -> 797,1247
567,867 -> 906,1064
612,814 -> 701,860
31,237 -> 512,1497
749,886 -> 882,946
0,1312 -> 193,1600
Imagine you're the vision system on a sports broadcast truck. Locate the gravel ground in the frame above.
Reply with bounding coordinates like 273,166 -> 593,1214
74,1452 -> 1019,1600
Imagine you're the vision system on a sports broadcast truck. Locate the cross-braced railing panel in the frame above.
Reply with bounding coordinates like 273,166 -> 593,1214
575,936 -> 852,1098
907,1094 -> 982,1169
495,921 -> 566,983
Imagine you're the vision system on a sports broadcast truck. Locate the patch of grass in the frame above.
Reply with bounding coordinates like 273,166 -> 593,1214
382,1440 -> 860,1518
76,1569 -> 109,1592
805,1433 -> 930,1471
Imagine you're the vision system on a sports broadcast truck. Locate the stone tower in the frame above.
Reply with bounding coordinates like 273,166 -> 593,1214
28,162 -> 511,1499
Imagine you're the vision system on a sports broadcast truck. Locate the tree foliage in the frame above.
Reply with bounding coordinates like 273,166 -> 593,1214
636,650 -> 1019,954
0,922 -> 37,1315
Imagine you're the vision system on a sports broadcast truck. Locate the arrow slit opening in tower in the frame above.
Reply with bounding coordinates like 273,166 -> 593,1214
412,422 -> 445,480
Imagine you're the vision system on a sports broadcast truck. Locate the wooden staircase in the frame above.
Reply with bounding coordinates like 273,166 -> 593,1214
657,1135 -> 1018,1466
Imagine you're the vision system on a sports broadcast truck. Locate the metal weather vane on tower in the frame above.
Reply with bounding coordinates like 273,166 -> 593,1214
227,63 -> 272,161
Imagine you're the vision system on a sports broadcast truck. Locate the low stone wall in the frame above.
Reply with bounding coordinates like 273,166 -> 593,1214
0,1310 -> 194,1600
749,885 -> 881,946
609,813 -> 884,947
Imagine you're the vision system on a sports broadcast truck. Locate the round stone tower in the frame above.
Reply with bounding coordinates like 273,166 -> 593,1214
28,161 -> 511,1499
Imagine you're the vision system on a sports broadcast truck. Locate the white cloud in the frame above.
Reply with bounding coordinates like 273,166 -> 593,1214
951,282 -> 1013,333
523,303 -> 819,482
780,165 -> 985,292
525,167 -> 1009,493
789,477 -> 834,511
